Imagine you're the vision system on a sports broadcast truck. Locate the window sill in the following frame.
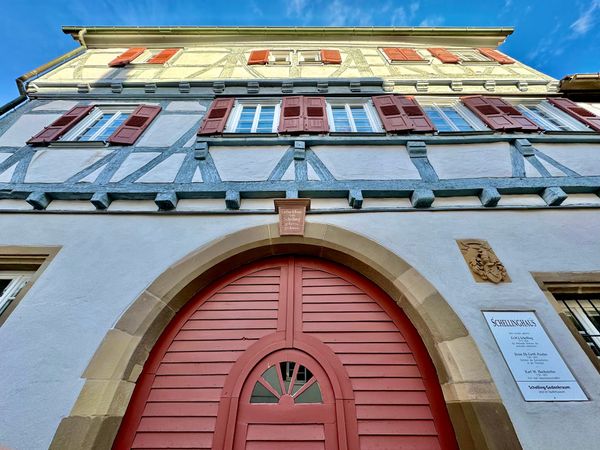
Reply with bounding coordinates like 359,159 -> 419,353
389,60 -> 432,65
222,132 -> 279,138
49,141 -> 109,148
329,132 -> 386,137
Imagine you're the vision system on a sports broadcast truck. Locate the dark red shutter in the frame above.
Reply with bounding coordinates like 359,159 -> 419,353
372,95 -> 414,133
396,96 -> 436,132
108,48 -> 146,67
320,49 -> 342,64
461,96 -> 540,131
304,97 -> 329,133
26,105 -> 94,146
278,96 -> 304,134
477,48 -> 515,64
147,48 -> 179,64
547,98 -> 600,131
428,48 -> 460,64
382,48 -> 423,62
248,50 -> 270,65
197,98 -> 235,136
108,105 -> 162,145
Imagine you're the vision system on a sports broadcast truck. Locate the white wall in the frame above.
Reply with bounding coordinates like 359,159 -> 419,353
0,210 -> 599,449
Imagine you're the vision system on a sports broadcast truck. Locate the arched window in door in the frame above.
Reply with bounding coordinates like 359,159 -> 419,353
250,360 -> 322,404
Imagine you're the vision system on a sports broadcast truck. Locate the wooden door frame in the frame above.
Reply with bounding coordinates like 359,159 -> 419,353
50,223 -> 522,450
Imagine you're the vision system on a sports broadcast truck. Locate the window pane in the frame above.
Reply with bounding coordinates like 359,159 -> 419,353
424,107 -> 453,131
98,113 -> 129,140
77,114 -> 113,141
250,381 -> 278,403
295,381 -> 322,403
332,106 -> 352,132
261,365 -> 282,395
441,107 -> 474,131
0,279 -> 11,297
256,106 -> 275,132
236,106 -> 256,132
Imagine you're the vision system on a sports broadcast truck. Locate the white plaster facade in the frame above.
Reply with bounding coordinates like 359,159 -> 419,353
0,211 -> 599,449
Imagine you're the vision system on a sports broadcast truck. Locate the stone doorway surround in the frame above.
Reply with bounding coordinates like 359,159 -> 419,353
49,222 -> 522,450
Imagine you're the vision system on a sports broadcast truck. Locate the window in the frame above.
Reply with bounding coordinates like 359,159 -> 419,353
268,50 -> 292,65
299,50 -> 321,64
515,101 -> 590,132
130,49 -> 162,64
250,361 -> 322,404
420,101 -> 488,132
453,50 -> 491,62
326,100 -> 382,133
558,297 -> 600,359
0,272 -> 32,317
535,275 -> 600,373
60,106 -> 136,142
380,48 -> 428,63
226,100 -> 281,133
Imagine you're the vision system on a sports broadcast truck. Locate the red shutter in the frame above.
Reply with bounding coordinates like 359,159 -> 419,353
26,105 -> 94,146
278,96 -> 304,134
461,96 -> 540,131
248,50 -> 270,65
197,98 -> 235,136
477,48 -> 515,64
320,49 -> 342,64
108,105 -> 162,145
382,47 -> 423,62
108,48 -> 146,67
372,95 -> 414,133
147,48 -> 180,64
396,96 -> 436,132
547,98 -> 600,131
427,48 -> 460,64
304,97 -> 329,133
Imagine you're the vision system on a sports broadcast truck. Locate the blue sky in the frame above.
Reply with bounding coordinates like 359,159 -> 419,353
0,0 -> 598,104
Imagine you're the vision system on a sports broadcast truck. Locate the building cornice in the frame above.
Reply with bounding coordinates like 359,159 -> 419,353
62,26 -> 514,48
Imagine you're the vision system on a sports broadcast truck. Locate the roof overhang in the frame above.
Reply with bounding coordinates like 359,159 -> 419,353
62,26 -> 514,48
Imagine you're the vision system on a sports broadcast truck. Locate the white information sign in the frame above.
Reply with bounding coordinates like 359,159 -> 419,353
483,311 -> 587,401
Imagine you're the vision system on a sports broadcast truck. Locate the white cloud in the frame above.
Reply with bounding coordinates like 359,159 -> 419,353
570,0 -> 600,36
390,1 -> 420,26
418,15 -> 444,27
286,0 -> 309,17
324,0 -> 374,27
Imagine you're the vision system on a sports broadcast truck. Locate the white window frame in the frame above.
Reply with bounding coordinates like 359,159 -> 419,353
513,100 -> 590,132
298,50 -> 321,65
0,272 -> 32,316
453,49 -> 493,64
60,105 -> 137,142
326,99 -> 383,133
268,50 -> 292,65
225,99 -> 281,133
417,98 -> 488,132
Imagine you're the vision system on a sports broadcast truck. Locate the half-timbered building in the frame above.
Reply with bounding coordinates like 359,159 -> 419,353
0,26 -> 600,450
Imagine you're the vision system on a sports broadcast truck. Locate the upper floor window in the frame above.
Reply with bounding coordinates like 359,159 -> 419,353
420,101 -> 487,132
269,50 -> 292,65
515,101 -> 590,132
453,50 -> 491,62
61,106 -> 136,142
226,101 -> 280,133
299,50 -> 321,64
0,272 -> 32,318
326,100 -> 382,133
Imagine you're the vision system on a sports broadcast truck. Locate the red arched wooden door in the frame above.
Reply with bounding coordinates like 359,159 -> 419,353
113,256 -> 458,450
